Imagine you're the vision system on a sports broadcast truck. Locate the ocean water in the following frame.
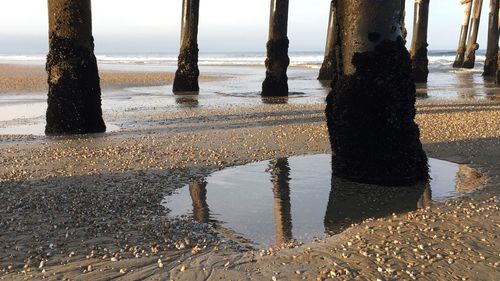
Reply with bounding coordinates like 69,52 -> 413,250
0,50 -> 488,69
0,50 -> 498,135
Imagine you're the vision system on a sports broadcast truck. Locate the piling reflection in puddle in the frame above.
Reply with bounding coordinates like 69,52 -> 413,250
324,177 -> 431,235
269,158 -> 293,245
261,96 -> 289,104
175,95 -> 199,108
165,155 -> 482,248
189,180 -> 210,223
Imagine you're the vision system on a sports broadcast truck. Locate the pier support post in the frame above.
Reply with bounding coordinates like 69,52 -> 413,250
173,0 -> 200,93
262,0 -> 290,97
325,0 -> 428,186
409,0 -> 430,83
484,0 -> 499,76
496,50 -> 500,83
454,0 -> 473,68
401,0 -> 408,41
45,0 -> 105,135
318,0 -> 339,81
463,0 -> 484,68
270,158 -> 293,245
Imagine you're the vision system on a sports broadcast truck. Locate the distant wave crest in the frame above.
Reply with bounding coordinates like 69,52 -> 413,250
0,51 -> 488,72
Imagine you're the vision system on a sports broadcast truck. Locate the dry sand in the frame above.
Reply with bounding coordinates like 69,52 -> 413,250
0,64 -> 218,94
0,76 -> 499,280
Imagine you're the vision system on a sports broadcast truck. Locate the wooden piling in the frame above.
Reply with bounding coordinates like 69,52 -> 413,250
401,0 -> 408,41
409,0 -> 430,83
336,1 -> 403,75
318,0 -> 339,81
454,0 -> 473,68
496,49 -> 500,83
45,0 -> 105,135
262,0 -> 290,97
463,0 -> 484,68
173,0 -> 200,93
484,0 -> 499,76
326,0 -> 428,186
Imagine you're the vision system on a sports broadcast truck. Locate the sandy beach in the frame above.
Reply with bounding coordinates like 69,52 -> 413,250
0,64 -> 219,94
0,64 -> 499,280
3,0 -> 500,279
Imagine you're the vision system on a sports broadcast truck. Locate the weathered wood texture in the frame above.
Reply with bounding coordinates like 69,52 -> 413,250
496,50 -> 500,83
326,0 -> 428,186
173,0 -> 200,93
262,0 -> 290,97
401,0 -> 408,40
46,0 -> 105,135
463,0 -> 484,68
336,0 -> 403,75
409,0 -> 430,83
454,0 -> 473,68
318,0 -> 339,81
483,0 -> 499,76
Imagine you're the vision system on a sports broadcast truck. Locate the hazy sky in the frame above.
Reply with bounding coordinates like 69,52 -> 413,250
0,0 -> 493,54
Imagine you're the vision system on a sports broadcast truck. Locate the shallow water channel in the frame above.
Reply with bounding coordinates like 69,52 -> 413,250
163,154 -> 482,248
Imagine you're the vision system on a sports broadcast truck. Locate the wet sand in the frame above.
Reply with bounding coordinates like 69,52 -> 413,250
0,64 -> 218,94
0,71 -> 499,280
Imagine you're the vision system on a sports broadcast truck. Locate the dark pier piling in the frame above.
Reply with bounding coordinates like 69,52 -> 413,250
318,0 -> 339,81
325,0 -> 428,186
463,0 -> 484,68
496,50 -> 500,83
409,0 -> 430,83
173,0 -> 200,93
401,0 -> 408,41
454,0 -> 473,68
262,0 -> 290,97
484,0 -> 499,76
45,0 -> 105,135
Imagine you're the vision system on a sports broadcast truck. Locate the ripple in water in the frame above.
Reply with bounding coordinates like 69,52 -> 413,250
163,154 -> 484,248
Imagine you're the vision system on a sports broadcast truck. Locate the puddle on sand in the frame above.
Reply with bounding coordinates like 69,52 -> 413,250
163,154 -> 484,248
